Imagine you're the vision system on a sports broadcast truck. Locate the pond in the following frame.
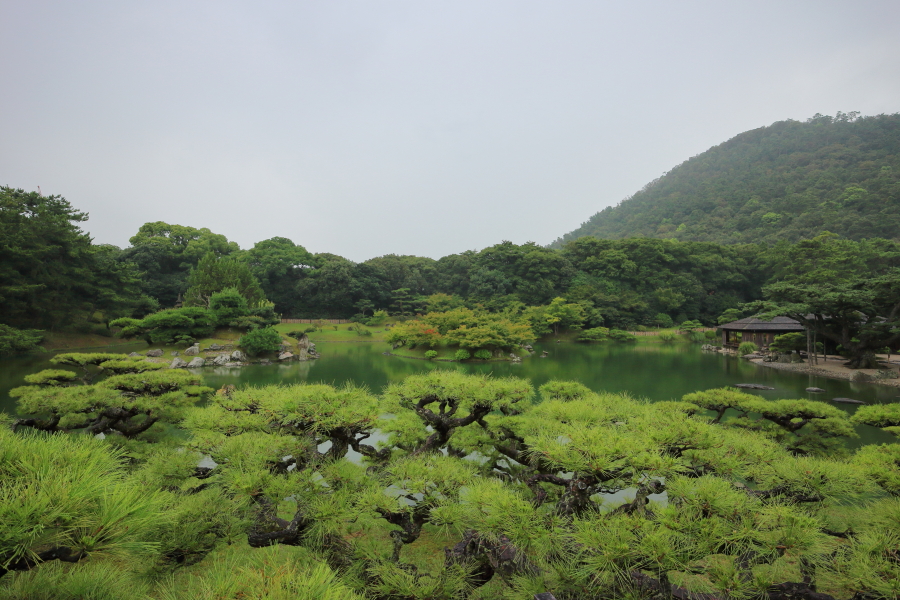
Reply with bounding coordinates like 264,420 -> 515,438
2,340 -> 898,447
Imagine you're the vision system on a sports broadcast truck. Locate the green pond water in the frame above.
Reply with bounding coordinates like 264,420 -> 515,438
2,340 -> 898,448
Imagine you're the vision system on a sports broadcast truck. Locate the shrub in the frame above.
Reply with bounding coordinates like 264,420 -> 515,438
454,349 -> 471,361
704,330 -> 717,340
680,320 -> 703,332
689,331 -> 706,343
577,327 -> 610,343
424,350 -> 438,360
770,332 -> 806,353
366,310 -> 388,326
473,349 -> 492,360
122,307 -> 216,345
209,287 -> 249,326
0,324 -> 45,357
737,341 -> 758,356
609,329 -> 636,342
238,327 -> 283,356
658,331 -> 677,343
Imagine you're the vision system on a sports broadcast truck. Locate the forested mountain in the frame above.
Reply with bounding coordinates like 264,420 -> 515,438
554,112 -> 900,246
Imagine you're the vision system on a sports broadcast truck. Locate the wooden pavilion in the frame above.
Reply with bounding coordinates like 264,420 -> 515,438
718,316 -> 804,349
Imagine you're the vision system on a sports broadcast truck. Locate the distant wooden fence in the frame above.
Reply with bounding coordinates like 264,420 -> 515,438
281,318 -> 352,325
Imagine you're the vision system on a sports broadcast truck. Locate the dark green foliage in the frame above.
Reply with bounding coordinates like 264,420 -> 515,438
0,324 -> 44,357
770,332 -> 806,352
114,307 -> 216,345
208,287 -> 249,326
123,221 -> 239,308
555,113 -> 900,246
679,319 -> 703,331
183,253 -> 266,309
241,237 -> 314,316
0,188 -> 146,329
237,326 -> 283,356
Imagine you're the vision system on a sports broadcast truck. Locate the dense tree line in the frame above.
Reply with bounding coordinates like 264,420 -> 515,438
554,112 -> 900,246
3,182 -> 899,359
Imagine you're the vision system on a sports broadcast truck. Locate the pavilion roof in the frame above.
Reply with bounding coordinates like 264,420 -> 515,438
718,316 -> 804,332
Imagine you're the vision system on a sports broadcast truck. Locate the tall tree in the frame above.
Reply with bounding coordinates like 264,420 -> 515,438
123,222 -> 240,307
0,187 -> 145,329
241,237 -> 314,316
183,253 -> 266,308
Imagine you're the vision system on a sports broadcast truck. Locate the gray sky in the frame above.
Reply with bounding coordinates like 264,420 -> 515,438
3,1 -> 899,261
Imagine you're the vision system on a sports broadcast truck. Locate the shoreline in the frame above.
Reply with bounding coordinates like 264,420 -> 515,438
749,356 -> 900,388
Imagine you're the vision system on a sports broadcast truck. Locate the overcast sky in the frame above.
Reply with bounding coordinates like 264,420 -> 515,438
2,1 -> 899,261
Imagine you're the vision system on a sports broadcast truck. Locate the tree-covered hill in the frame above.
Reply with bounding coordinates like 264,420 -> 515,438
554,112 -> 900,246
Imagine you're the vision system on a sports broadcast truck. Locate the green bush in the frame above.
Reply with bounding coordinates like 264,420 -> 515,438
366,310 -> 389,326
209,287 -> 249,326
689,330 -> 706,343
424,350 -> 438,360
577,327 -> 610,343
238,327 -> 283,356
454,349 -> 471,361
121,307 -> 217,345
473,349 -> 492,360
658,331 -> 677,343
770,332 -> 806,352
609,329 -> 636,342
704,330 -> 717,340
680,320 -> 703,332
0,324 -> 45,357
737,341 -> 758,356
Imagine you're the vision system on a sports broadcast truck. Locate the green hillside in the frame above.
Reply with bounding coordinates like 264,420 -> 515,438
554,112 -> 900,246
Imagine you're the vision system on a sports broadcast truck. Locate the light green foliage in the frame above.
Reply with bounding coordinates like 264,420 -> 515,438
538,380 -> 593,402
424,350 -> 438,360
11,360 -> 207,438
576,326 -> 609,342
658,330 -> 677,342
22,369 -> 78,386
683,388 -> 856,456
385,320 -> 441,348
0,325 -> 44,357
237,326 -> 283,356
608,329 -> 636,342
155,546 -> 363,600
4,370 -> 898,598
852,403 -> 900,437
97,357 -> 166,375
0,428 -> 165,577
453,349 -> 470,361
737,341 -> 758,355
851,444 -> 900,495
544,297 -> 586,335
473,349 -> 491,360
